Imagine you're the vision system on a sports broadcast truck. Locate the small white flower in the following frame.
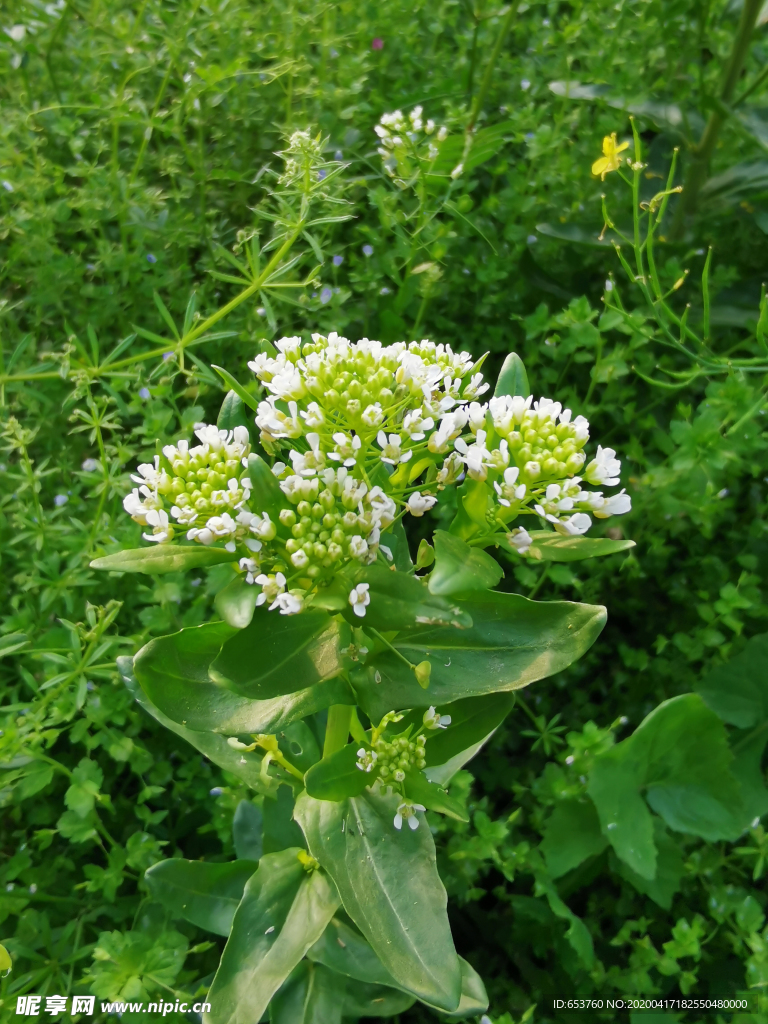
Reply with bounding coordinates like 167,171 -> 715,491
450,163 -> 463,179
356,748 -> 378,772
348,535 -> 369,560
584,445 -> 621,487
405,491 -> 437,516
402,409 -> 434,440
349,583 -> 371,618
423,706 -> 452,730
377,431 -> 412,465
507,527 -> 532,555
291,549 -> 310,569
367,486 -> 397,527
301,401 -> 325,428
142,509 -> 173,543
394,800 -> 426,831
535,505 -> 592,536
589,488 -> 632,519
329,432 -> 362,467
361,402 -> 385,427
454,429 -> 491,481
255,572 -> 286,606
239,557 -> 260,584
273,591 -> 304,615
463,373 -> 490,400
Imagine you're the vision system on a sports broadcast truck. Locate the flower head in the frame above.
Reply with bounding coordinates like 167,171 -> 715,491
592,133 -> 629,180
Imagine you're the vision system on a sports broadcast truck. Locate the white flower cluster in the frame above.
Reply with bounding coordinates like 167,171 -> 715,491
123,332 -> 631,618
374,107 -> 449,183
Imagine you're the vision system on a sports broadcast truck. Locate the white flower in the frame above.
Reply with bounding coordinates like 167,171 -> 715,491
588,488 -> 632,519
273,591 -> 304,615
301,401 -> 325,428
356,748 -> 378,772
349,583 -> 371,617
377,431 -> 412,465
454,429 -> 491,481
463,373 -> 489,399
239,557 -> 260,584
584,446 -> 621,487
423,706 -> 452,730
488,394 -> 532,434
280,474 -> 320,503
361,403 -> 385,427
255,572 -> 286,606
367,486 -> 397,527
291,549 -> 310,569
349,535 -> 369,560
494,467 -> 528,508
329,432 -> 362,467
406,491 -> 437,516
289,433 -> 326,476
187,513 -> 237,545
436,452 -> 463,488
507,527 -> 533,555
466,402 -> 488,433
123,488 -> 154,524
394,800 -> 426,831
535,505 -> 592,536
237,509 -> 277,540
142,509 -> 173,543
402,409 -> 434,440
171,504 -> 198,525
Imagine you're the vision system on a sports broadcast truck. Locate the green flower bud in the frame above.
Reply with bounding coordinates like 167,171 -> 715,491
280,509 -> 297,527
414,660 -> 432,688
297,501 -> 311,517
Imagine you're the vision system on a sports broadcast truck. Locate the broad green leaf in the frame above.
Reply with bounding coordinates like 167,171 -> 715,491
214,576 -> 260,629
695,632 -> 768,728
347,565 -> 472,632
90,545 -> 234,574
428,531 -> 503,597
204,850 -> 339,1024
427,958 -> 488,1021
342,976 -> 416,1018
589,694 -> 750,880
118,656 -> 270,792
356,592 -> 606,721
425,734 -> 494,787
263,785 -> 306,854
144,859 -> 258,937
610,820 -> 684,911
294,791 -> 462,1011
133,623 -> 352,735
209,606 -> 347,699
423,693 -> 515,768
304,743 -> 374,801
493,351 -> 530,399
501,530 -> 636,562
534,872 -> 594,968
233,800 -> 263,861
216,389 -> 254,435
270,961 -> 343,1024
403,772 -> 469,822
541,800 -> 608,879
248,453 -> 285,515
307,916 -> 401,989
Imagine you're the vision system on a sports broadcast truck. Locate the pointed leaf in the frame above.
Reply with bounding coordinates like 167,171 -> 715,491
145,859 -> 258,936
209,607 -> 347,699
233,800 -> 263,861
270,961 -> 343,1024
304,743 -> 374,801
307,917 -> 401,988
423,693 -> 515,768
403,772 -> 469,822
356,592 -> 606,720
133,624 -> 353,735
502,530 -> 636,562
90,545 -> 234,574
294,791 -> 462,1011
428,531 -> 502,596
204,851 -> 339,1024
493,352 -> 530,399
215,576 -> 260,630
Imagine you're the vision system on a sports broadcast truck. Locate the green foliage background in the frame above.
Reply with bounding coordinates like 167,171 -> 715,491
2,0 -> 768,1020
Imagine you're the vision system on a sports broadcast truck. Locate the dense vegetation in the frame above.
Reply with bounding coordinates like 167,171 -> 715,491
2,0 -> 768,1020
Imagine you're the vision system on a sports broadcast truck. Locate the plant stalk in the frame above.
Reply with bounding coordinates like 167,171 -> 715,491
323,703 -> 353,758
671,0 -> 762,237
467,0 -> 520,132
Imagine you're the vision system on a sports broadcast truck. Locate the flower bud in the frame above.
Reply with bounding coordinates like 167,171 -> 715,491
414,660 -> 432,689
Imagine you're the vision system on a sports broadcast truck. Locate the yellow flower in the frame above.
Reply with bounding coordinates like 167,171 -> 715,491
592,133 -> 629,180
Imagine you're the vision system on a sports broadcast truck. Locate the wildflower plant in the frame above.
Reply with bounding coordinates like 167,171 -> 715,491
93,319 -> 634,1018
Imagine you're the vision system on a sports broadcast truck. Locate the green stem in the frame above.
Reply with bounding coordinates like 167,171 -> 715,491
323,704 -> 353,758
467,0 -> 520,131
671,0 -> 762,236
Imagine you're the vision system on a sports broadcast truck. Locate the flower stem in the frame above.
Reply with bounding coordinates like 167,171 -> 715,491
323,704 -> 353,758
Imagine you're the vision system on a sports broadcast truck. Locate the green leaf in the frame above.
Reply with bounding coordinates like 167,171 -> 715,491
144,859 -> 259,937
304,743 -> 374,802
248,453 -> 285,515
695,632 -> 768,728
133,624 -> 352,735
502,530 -> 636,562
356,591 -> 606,721
610,820 -> 684,911
403,772 -> 469,822
0,632 -> 29,658
233,800 -> 263,861
347,565 -> 472,632
270,961 -> 343,1024
213,370 -> 260,413
534,872 -> 594,968
589,694 -> 750,879
217,391 -> 254,438
307,916 -> 401,988
263,784 -> 306,854
439,958 -> 489,1021
209,606 -> 348,699
65,758 -> 103,818
423,693 -> 515,769
493,352 -> 530,399
90,545 -> 234,574
342,976 -> 416,1019
294,791 -> 462,1011
428,531 -> 503,597
214,576 -> 260,629
205,850 -> 339,1024
541,800 -> 608,879
118,656 -> 271,792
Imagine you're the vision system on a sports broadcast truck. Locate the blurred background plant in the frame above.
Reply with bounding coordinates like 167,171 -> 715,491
2,0 -> 768,1019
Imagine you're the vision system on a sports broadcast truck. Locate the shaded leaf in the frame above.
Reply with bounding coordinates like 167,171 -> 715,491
541,800 -> 608,879
428,531 -> 503,597
233,800 -> 263,861
145,859 -> 258,937
403,771 -> 469,822
304,743 -> 374,801
90,545 -> 234,574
